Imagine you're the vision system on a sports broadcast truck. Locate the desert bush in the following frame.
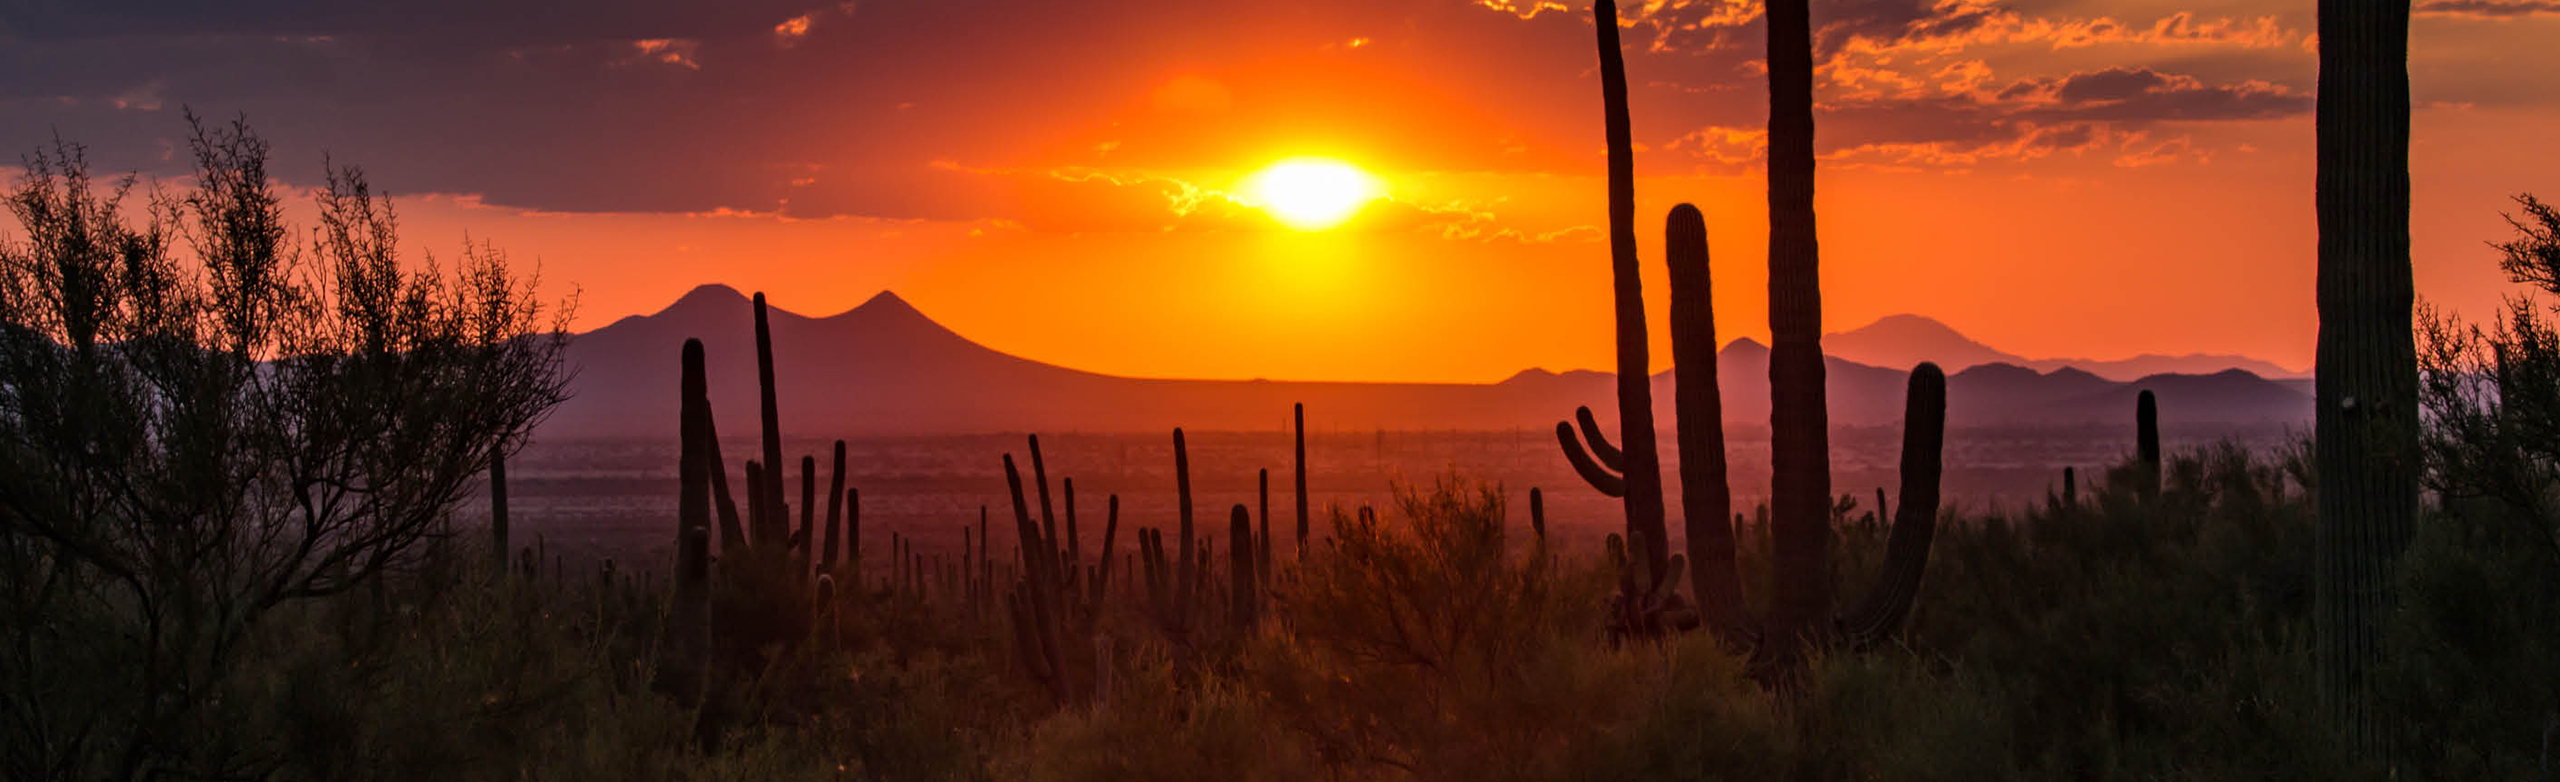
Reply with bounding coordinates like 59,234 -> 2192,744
0,117 -> 569,780
1245,479 -> 1631,781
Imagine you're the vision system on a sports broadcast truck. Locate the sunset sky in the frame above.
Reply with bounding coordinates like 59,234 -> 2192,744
5,0 -> 2558,383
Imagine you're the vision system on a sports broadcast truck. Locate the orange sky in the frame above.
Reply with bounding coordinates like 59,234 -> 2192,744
8,1 -> 2560,382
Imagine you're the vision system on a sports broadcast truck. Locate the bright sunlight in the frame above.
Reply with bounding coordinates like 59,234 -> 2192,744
1241,158 -> 1380,231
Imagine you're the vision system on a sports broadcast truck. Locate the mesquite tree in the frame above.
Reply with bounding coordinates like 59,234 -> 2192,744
0,117 -> 568,781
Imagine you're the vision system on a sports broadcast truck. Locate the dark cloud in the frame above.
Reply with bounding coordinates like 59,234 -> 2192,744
1,0 -> 828,45
2413,0 -> 2560,16
0,0 -> 2332,222
2007,66 -> 2310,122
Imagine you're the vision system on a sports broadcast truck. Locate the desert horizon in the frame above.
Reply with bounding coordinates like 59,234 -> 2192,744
3,1 -> 2550,780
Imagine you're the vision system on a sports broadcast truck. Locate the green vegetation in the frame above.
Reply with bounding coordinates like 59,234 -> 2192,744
14,438 -> 2537,781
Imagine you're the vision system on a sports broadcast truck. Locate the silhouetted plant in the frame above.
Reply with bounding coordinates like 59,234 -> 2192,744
2137,388 -> 2162,502
1552,0 -> 1672,616
2314,0 -> 2420,752
0,117 -> 568,780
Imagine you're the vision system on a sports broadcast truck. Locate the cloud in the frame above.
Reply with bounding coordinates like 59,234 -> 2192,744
2413,0 -> 2560,16
2001,67 -> 2311,122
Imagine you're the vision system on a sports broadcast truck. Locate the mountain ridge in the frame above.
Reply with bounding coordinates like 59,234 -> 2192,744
536,287 -> 2312,438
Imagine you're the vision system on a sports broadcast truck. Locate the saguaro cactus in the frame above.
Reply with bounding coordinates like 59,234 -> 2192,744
1256,469 -> 1272,588
1554,0 -> 1671,597
1295,403 -> 1310,558
1529,487 -> 1546,541
490,448 -> 510,570
1004,453 -> 1071,704
676,339 -> 712,623
752,292 -> 787,552
798,454 -> 816,575
1664,203 -> 1743,634
1174,428 -> 1197,630
2137,389 -> 2162,501
823,440 -> 846,575
1838,363 -> 1945,644
1763,0 -> 1831,656
2315,0 -> 2418,749
1229,504 -> 1258,627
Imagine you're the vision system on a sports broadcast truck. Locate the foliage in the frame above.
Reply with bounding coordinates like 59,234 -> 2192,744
0,116 -> 571,780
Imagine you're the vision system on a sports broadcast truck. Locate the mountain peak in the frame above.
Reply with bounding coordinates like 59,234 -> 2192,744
660,282 -> 749,315
851,289 -> 920,316
1824,313 -> 2026,372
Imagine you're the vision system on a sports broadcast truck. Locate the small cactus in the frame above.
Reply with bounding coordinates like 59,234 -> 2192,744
822,440 -> 847,576
1295,403 -> 1310,558
1229,504 -> 1258,627
2137,389 -> 2161,502
490,447 -> 510,572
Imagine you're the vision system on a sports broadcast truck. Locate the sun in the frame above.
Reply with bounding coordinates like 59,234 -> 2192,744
1241,158 -> 1380,231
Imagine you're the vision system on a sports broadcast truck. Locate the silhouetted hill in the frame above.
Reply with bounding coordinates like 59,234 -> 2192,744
1823,314 -> 2028,373
1822,314 -> 2307,381
538,288 -> 2312,439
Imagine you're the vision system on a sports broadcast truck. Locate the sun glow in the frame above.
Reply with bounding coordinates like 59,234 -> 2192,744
1241,158 -> 1380,231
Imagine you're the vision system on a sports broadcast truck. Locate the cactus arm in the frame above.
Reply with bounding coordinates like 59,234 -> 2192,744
1557,422 -> 1629,497
699,404 -> 747,554
1574,405 -> 1628,472
1004,453 -> 1070,703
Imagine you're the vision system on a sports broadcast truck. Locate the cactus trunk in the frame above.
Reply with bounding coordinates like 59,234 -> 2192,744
752,292 -> 786,552
823,440 -> 846,575
1589,0 -> 1670,589
2315,0 -> 2418,750
1764,0 -> 1832,654
490,447 -> 510,571
1295,403 -> 1310,558
1840,363 -> 1945,644
1664,203 -> 1745,636
675,339 -> 711,626
2137,389 -> 2162,501
1229,504 -> 1257,627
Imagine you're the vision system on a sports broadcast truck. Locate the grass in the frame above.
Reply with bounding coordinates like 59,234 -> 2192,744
122,444 -> 2556,781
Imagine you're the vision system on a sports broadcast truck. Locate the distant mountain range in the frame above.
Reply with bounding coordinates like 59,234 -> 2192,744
1823,313 -> 2308,381
538,285 -> 2312,438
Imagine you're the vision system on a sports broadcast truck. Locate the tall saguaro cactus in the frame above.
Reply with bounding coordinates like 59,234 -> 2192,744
2136,389 -> 2162,501
1762,0 -> 1833,656
2315,0 -> 2417,751
676,339 -> 712,621
1556,0 -> 1671,593
753,292 -> 787,552
822,440 -> 846,575
1664,204 -> 1743,634
1295,402 -> 1310,558
489,447 -> 510,571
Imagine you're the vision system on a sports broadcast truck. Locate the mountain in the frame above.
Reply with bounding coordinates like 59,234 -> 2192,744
1821,314 -> 2029,374
1820,314 -> 2307,381
2023,355 -> 2309,381
538,286 -> 2311,439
